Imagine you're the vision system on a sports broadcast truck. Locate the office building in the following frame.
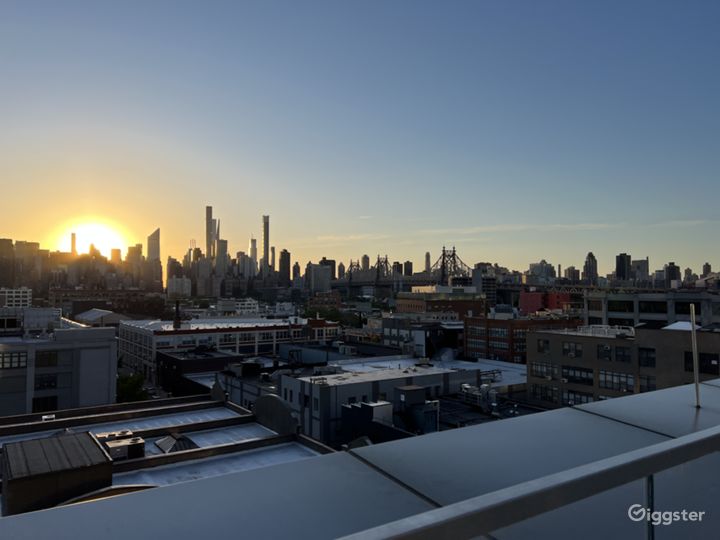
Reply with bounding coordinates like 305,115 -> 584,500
337,262 -> 346,280
563,266 -> 580,282
583,252 -> 598,285
0,287 -> 32,308
319,257 -> 336,280
615,252 -> 631,281
665,262 -> 682,288
702,262 -> 712,278
631,257 -> 650,282
147,228 -> 160,262
361,254 -> 370,271
306,264 -> 331,294
465,313 -> 580,364
262,215 -> 270,277
403,261 -> 413,276
585,290 -> 720,327
278,249 -> 291,286
0,308 -> 117,415
527,323 -> 720,407
425,251 -> 431,273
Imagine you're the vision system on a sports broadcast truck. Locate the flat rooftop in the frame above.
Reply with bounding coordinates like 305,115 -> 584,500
329,357 -> 526,388
122,317 -> 303,332
298,366 -> 456,386
143,423 -> 275,456
5,381 -> 718,538
115,442 -> 318,487
0,405 -> 240,449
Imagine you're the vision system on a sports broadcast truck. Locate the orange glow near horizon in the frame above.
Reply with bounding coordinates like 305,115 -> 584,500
55,221 -> 129,258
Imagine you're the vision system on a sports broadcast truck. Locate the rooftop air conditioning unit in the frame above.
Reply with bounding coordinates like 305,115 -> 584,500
105,437 -> 146,461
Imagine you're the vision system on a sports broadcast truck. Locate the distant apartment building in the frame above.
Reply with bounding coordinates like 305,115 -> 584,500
119,317 -> 340,381
0,287 -> 32,308
585,290 -> 720,327
0,308 -> 117,415
526,324 -> 720,408
465,313 -> 581,364
396,286 -> 486,321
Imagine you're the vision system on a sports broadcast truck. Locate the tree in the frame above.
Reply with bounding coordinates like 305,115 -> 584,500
116,373 -> 149,403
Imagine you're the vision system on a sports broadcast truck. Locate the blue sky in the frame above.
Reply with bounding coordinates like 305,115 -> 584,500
1,0 -> 718,273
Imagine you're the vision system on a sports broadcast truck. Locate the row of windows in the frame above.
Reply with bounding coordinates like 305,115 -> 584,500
1,352 -> 28,369
562,389 -> 594,405
562,365 -> 593,385
599,370 -> 635,392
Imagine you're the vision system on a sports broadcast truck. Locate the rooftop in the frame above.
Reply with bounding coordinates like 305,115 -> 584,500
121,317 -> 306,332
2,381 -> 718,538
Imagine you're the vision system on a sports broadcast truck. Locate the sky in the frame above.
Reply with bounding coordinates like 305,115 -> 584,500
1,0 -> 718,274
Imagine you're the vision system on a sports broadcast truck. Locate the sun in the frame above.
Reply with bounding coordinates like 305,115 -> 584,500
56,221 -> 128,259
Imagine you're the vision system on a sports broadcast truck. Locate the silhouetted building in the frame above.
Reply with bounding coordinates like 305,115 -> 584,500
279,249 -> 291,286
583,252 -> 598,285
615,253 -> 631,281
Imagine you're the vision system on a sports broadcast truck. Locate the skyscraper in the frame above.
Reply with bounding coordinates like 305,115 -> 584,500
583,252 -> 598,285
337,262 -> 346,280
702,262 -> 712,277
271,246 -> 276,272
279,249 -> 291,286
361,254 -> 370,271
425,252 -> 431,273
403,261 -> 413,276
147,228 -> 160,262
205,206 -> 214,259
248,237 -> 257,277
615,252 -> 631,281
71,232 -> 77,257
262,215 -> 270,277
319,257 -> 336,280
292,261 -> 301,280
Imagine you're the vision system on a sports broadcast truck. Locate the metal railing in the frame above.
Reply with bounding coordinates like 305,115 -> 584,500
339,423 -> 720,540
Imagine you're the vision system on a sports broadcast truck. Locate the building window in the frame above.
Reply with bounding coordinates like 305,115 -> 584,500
684,352 -> 720,375
0,352 -> 28,369
639,348 -> 656,368
561,366 -> 593,385
537,339 -> 550,353
562,389 -> 593,405
313,397 -> 319,411
35,374 -> 58,390
597,345 -> 612,361
562,342 -> 583,358
531,362 -> 555,378
599,370 -> 634,393
531,384 -> 558,403
615,347 -> 631,363
36,351 -> 58,368
639,375 -> 656,393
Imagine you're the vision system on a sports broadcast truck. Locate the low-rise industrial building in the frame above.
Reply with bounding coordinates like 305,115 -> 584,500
119,316 -> 339,381
526,323 -> 720,407
0,308 -> 117,415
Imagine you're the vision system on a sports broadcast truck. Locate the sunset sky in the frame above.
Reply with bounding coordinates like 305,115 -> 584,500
1,1 -> 718,273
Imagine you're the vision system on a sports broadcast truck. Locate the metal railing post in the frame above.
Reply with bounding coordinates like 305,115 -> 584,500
690,304 -> 701,408
645,475 -> 654,540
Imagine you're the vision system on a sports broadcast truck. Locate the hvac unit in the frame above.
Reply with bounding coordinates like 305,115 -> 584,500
104,437 -> 146,461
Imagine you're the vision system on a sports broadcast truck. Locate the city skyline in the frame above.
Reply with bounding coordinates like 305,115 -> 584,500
2,2 -> 718,273
2,207 -> 716,278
